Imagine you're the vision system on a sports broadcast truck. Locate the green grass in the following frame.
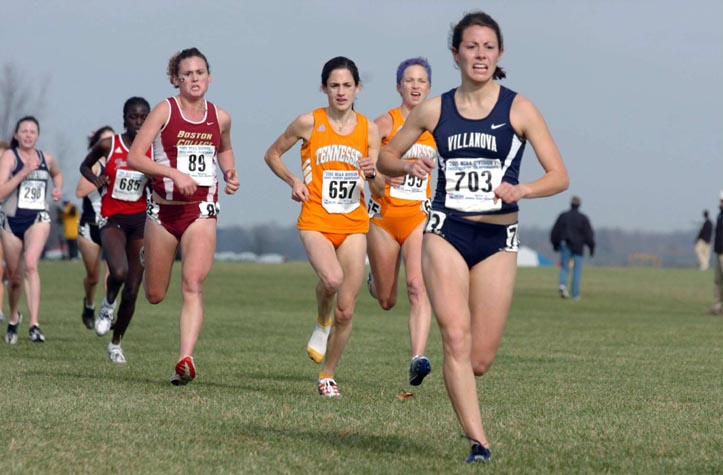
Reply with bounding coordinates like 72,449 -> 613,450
1,262 -> 722,474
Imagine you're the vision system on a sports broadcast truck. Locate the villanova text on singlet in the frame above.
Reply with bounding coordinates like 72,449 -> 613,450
431,86 -> 526,216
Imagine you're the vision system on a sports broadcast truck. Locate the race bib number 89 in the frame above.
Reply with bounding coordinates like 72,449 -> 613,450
177,144 -> 216,186
322,170 -> 361,214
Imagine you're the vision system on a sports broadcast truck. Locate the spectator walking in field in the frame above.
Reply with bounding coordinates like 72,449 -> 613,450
694,210 -> 713,271
62,200 -> 80,259
708,192 -> 723,316
550,195 -> 595,300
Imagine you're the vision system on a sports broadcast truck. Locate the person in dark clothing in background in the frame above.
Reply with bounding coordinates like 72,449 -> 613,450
550,196 -> 595,300
709,193 -> 723,316
695,210 -> 713,271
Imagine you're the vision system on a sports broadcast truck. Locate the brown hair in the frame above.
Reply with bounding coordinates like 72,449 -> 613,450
166,48 -> 210,88
449,11 -> 506,80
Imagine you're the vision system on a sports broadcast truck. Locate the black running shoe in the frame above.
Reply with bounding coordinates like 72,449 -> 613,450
409,355 -> 431,386
465,442 -> 491,463
82,299 -> 95,329
5,323 -> 18,345
29,325 -> 45,343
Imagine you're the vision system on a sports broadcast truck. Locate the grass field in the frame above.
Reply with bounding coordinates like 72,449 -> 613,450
1,261 -> 722,474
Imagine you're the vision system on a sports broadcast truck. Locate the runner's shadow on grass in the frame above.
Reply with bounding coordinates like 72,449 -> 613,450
241,424 -> 435,456
22,368 -> 314,395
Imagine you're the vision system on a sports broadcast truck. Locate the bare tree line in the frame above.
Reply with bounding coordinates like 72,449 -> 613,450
0,62 -> 75,197
0,62 -> 50,141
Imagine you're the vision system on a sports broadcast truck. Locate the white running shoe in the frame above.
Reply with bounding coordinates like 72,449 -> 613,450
108,343 -> 126,363
95,300 -> 115,336
559,285 -> 569,299
317,377 -> 341,397
306,322 -> 331,364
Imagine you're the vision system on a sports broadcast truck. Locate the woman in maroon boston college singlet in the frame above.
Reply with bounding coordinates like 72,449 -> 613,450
127,48 -> 240,385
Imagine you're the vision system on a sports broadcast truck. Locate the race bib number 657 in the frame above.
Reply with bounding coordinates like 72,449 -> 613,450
322,170 -> 361,214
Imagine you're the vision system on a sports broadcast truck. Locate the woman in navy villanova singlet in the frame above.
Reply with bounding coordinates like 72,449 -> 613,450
378,11 -> 569,463
0,116 -> 64,345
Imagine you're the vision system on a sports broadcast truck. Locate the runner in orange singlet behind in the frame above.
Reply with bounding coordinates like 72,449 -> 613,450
264,56 -> 380,397
368,57 -> 437,387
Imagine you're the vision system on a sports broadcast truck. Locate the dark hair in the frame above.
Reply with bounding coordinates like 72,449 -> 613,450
396,57 -> 432,86
9,116 -> 40,149
321,56 -> 360,87
167,48 -> 210,88
87,126 -> 114,149
449,11 -> 506,80
704,210 -> 709,218
123,97 -> 151,117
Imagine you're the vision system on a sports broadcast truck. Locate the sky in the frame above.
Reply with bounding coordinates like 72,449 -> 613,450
1,0 -> 721,233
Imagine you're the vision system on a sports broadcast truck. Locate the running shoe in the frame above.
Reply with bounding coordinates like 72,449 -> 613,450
28,325 -> 45,343
82,298 -> 95,330
559,285 -> 569,299
465,442 -> 492,463
367,272 -> 375,298
94,300 -> 115,336
107,342 -> 126,363
409,355 -> 431,386
317,377 -> 341,397
306,322 -> 330,364
0,312 -> 4,322
171,356 -> 196,386
5,323 -> 18,345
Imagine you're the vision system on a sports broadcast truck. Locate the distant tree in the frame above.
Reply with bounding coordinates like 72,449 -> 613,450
0,62 -> 49,141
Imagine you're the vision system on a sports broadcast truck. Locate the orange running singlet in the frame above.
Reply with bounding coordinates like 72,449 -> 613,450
374,107 -> 436,216
297,108 -> 370,234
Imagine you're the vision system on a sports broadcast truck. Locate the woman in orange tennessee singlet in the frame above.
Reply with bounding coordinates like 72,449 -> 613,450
127,48 -> 240,386
264,56 -> 380,398
368,57 -> 437,387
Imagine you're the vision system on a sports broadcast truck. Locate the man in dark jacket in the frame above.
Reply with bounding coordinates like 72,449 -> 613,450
550,196 -> 595,300
695,210 -> 713,271
709,193 -> 723,315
